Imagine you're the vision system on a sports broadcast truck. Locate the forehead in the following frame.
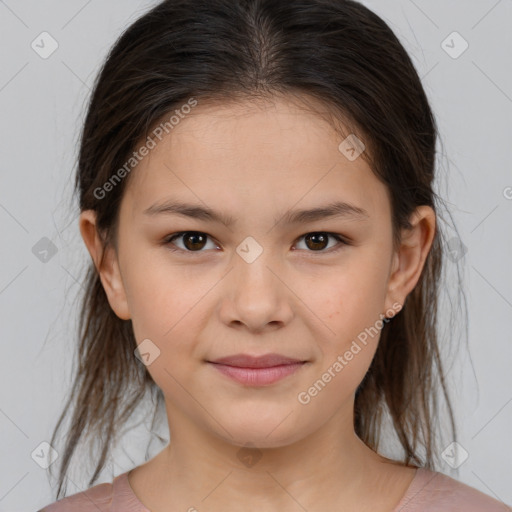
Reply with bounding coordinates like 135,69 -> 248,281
121,95 -> 388,222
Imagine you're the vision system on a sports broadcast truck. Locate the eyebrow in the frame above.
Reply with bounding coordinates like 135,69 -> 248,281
143,199 -> 370,227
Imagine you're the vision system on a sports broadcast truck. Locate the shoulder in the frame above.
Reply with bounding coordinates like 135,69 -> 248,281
397,468 -> 511,511
37,482 -> 113,512
37,471 -> 148,511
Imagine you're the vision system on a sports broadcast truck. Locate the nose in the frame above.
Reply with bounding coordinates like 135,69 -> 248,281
218,251 -> 294,333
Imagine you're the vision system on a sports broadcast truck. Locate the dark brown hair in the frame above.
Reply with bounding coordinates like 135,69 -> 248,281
48,0 -> 466,499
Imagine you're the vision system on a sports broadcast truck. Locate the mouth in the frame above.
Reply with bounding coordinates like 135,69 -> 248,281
206,353 -> 308,386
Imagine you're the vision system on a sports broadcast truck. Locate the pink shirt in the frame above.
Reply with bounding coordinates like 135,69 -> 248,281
38,467 -> 511,511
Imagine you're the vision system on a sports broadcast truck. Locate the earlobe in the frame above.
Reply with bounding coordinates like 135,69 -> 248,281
384,205 -> 436,312
78,210 -> 131,320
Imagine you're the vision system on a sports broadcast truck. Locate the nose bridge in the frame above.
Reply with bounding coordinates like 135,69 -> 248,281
220,235 -> 293,330
234,235 -> 280,299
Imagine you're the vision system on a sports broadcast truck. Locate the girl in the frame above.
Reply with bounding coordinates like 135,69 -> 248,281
39,0 -> 509,510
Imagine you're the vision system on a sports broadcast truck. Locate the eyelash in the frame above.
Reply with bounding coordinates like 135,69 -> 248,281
162,231 -> 350,255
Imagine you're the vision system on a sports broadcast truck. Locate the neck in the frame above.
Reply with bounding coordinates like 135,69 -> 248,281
132,400 -> 402,512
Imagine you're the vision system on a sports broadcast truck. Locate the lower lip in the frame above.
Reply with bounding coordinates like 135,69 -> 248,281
208,362 -> 306,386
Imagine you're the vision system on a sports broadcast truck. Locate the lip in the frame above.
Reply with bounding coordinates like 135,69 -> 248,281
207,353 -> 308,386
209,353 -> 305,368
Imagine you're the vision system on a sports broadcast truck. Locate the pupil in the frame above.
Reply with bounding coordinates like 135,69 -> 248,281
306,233 -> 327,250
185,232 -> 206,250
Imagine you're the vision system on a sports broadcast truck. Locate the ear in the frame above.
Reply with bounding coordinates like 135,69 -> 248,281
79,209 -> 131,320
384,205 -> 436,316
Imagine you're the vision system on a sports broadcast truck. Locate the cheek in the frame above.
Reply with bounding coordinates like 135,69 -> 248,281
296,273 -> 385,413
125,267 -> 208,398
121,268 -> 212,380
306,252 -> 391,380
122,248 -> 203,330
322,259 -> 389,327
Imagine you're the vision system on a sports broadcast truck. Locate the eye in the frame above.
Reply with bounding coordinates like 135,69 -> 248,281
162,231 -> 349,254
163,231 -> 219,253
293,232 -> 348,253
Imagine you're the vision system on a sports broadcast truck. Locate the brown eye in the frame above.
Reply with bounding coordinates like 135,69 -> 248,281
183,232 -> 207,250
295,232 -> 347,253
163,231 -> 348,255
165,231 -> 216,252
305,233 -> 329,250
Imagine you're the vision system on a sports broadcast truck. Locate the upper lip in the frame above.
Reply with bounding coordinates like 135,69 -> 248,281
208,353 -> 306,368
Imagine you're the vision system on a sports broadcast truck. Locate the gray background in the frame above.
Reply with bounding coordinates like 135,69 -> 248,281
0,1 -> 511,510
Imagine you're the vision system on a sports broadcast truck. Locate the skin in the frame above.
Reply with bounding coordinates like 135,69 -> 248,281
80,93 -> 436,512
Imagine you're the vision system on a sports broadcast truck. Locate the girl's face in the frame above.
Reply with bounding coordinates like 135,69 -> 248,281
83,95 -> 433,448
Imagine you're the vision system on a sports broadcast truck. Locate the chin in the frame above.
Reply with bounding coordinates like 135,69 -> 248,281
211,417 -> 308,451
